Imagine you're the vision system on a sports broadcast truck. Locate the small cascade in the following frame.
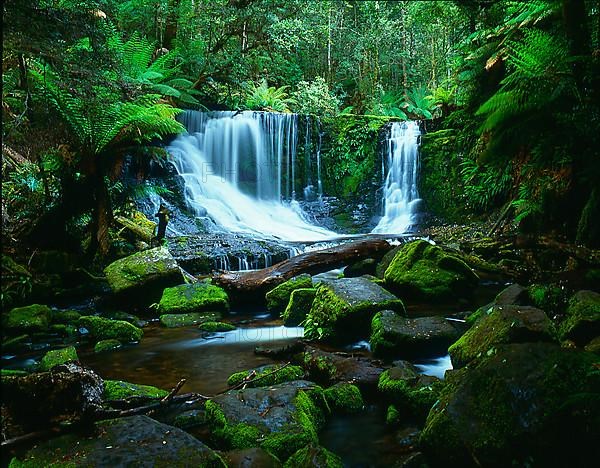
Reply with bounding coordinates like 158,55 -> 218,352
168,111 -> 335,241
372,121 -> 422,234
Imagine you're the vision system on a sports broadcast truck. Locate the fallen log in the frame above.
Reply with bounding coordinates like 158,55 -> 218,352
213,238 -> 393,298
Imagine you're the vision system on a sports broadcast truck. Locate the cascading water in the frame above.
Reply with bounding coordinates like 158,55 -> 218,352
372,121 -> 421,234
168,110 -> 335,241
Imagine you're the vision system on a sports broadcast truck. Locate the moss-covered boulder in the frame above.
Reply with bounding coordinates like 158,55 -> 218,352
284,445 -> 343,468
3,304 -> 51,334
282,288 -> 316,326
344,258 -> 377,278
160,311 -> 221,328
79,316 -> 143,343
103,380 -> 168,400
199,321 -> 236,332
559,290 -> 600,345
266,274 -> 313,312
448,304 -> 556,368
527,283 -> 567,314
50,309 -> 81,324
420,343 -> 600,467
94,339 -> 122,353
305,277 -> 404,341
227,364 -> 305,388
158,281 -> 229,314
386,404 -> 401,426
383,240 -> 479,302
205,380 -> 326,462
9,415 -> 226,467
377,362 -> 442,421
323,383 -> 363,414
39,346 -> 78,371
370,310 -> 460,359
104,247 -> 183,302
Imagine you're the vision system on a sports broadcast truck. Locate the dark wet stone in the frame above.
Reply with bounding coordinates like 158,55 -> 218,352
223,447 -> 282,468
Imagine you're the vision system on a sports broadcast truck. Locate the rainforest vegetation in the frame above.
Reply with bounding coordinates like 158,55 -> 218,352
2,1 -> 599,467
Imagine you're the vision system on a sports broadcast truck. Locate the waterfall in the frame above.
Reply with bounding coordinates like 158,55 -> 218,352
168,110 -> 335,241
372,121 -> 421,234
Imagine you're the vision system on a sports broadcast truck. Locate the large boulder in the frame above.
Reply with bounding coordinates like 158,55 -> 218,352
157,281 -> 229,314
2,304 -> 51,335
104,247 -> 183,303
420,343 -> 600,467
282,288 -> 316,326
266,274 -> 313,312
79,316 -> 143,343
305,277 -> 404,341
448,305 -> 556,368
323,382 -> 364,414
559,290 -> 600,345
370,310 -> 460,359
383,240 -> 478,302
10,415 -> 225,467
205,380 -> 326,462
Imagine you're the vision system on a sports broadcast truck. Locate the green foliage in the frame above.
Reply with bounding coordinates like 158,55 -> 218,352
244,79 -> 296,113
292,77 -> 340,117
403,87 -> 436,119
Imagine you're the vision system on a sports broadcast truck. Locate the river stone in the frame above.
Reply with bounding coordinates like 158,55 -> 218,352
103,379 -> 168,400
205,380 -> 326,462
448,304 -> 557,368
266,274 -> 313,313
559,290 -> 600,345
227,364 -> 305,388
223,447 -> 282,467
282,288 -> 316,326
383,240 -> 479,302
323,383 -> 364,414
2,304 -> 51,334
370,310 -> 461,359
103,247 -> 183,303
420,343 -> 600,467
158,281 -> 229,314
344,258 -> 377,277
160,311 -> 221,328
306,277 -> 404,341
79,315 -> 143,343
10,415 -> 225,467
39,346 -> 78,371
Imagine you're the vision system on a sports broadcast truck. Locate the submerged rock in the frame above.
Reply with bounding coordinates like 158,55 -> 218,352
10,415 -> 225,467
282,288 -> 316,326
559,290 -> 600,345
323,382 -> 364,414
94,339 -> 122,353
284,444 -> 343,468
199,321 -> 236,332
158,281 -> 229,314
448,305 -> 556,368
2,304 -> 51,335
305,277 -> 404,341
370,310 -> 460,359
226,364 -> 305,388
383,240 -> 478,302
266,274 -> 313,313
39,346 -> 78,371
160,311 -> 221,328
420,343 -> 600,467
103,379 -> 168,400
79,315 -> 143,343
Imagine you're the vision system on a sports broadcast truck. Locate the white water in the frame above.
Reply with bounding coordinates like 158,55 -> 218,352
168,111 -> 335,241
372,121 -> 421,234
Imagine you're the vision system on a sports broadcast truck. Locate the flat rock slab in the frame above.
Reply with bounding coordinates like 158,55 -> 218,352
321,277 -> 402,309
11,415 -> 225,467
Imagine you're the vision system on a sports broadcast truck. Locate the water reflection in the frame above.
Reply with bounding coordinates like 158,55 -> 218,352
413,354 -> 453,379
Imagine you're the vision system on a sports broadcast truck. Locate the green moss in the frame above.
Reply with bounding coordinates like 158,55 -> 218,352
3,304 -> 51,333
283,445 -> 343,468
386,404 -> 401,426
173,410 -> 205,429
302,353 -> 338,382
559,290 -> 600,345
94,339 -> 122,353
103,380 -> 168,400
158,282 -> 229,314
465,303 -> 493,326
282,288 -> 316,326
266,274 -> 313,312
50,309 -> 81,324
227,364 -> 305,388
527,283 -> 566,313
199,321 -> 236,332
324,383 -> 363,413
378,369 -> 441,420
79,316 -> 143,342
160,311 -> 221,328
39,346 -> 78,371
1,369 -> 29,378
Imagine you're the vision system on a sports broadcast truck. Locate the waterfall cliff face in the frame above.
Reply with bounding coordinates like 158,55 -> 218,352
167,111 -> 334,241
372,121 -> 421,234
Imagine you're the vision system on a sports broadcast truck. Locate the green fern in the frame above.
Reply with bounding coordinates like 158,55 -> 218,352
244,79 -> 296,113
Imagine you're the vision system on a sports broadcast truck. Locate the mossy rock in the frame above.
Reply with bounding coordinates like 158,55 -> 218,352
370,310 -> 460,359
50,309 -> 81,324
1,369 -> 29,378
266,274 -> 313,312
559,290 -> 600,345
383,240 -> 479,302
160,311 -> 221,328
3,304 -> 51,334
386,404 -> 401,426
222,448 -> 282,468
94,339 -> 122,353
344,258 -> 377,278
205,381 -> 326,462
103,380 -> 169,400
527,283 -> 567,314
305,277 -> 404,341
284,445 -> 343,468
79,316 -> 143,343
103,247 -> 183,302
227,364 -> 305,388
584,336 -> 600,353
199,321 -> 236,332
420,343 -> 600,467
158,281 -> 229,314
282,288 -> 316,326
39,346 -> 78,371
173,409 -> 206,429
448,305 -> 556,368
323,383 -> 363,414
114,211 -> 156,243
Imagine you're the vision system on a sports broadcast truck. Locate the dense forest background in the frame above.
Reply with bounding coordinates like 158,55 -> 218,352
3,0 -> 599,267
